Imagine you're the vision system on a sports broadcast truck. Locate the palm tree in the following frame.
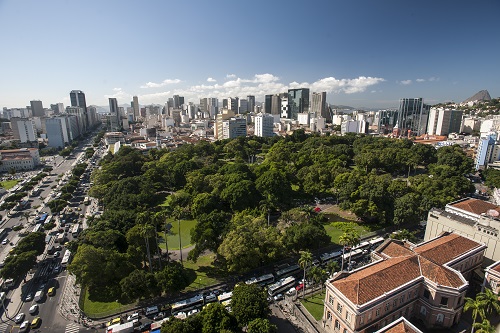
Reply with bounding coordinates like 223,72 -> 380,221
464,297 -> 486,333
298,250 -> 312,299
326,261 -> 340,277
140,223 -> 156,273
347,230 -> 360,267
473,319 -> 495,333
338,233 -> 350,271
477,288 -> 500,316
172,206 -> 186,266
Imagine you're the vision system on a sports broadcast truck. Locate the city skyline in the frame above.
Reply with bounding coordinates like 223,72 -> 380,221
0,0 -> 499,109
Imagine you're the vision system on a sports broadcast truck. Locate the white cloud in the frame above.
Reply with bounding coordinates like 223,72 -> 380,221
400,80 -> 412,85
226,74 -> 236,79
428,77 -> 439,82
416,79 -> 425,82
140,79 -> 181,88
113,87 -> 122,91
207,77 -> 216,82
104,88 -> 131,100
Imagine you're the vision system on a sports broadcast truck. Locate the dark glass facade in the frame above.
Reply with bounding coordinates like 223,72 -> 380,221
287,88 -> 310,119
396,98 -> 430,136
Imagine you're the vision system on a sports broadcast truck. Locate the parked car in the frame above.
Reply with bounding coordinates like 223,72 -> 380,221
29,304 -> 38,314
25,292 -> 33,302
14,313 -> 25,324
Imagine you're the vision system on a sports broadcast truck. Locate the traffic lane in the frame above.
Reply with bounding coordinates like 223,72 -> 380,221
269,303 -> 300,333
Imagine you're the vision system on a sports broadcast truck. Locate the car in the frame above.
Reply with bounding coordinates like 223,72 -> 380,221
139,323 -> 151,332
48,287 -> 55,296
15,313 -> 25,324
38,283 -> 46,291
106,317 -> 121,327
19,321 -> 29,333
153,312 -> 165,321
273,294 -> 284,302
295,283 -> 304,291
2,239 -> 8,245
54,245 -> 62,251
31,317 -> 41,328
127,312 -> 140,322
53,251 -> 60,258
25,292 -> 34,302
54,265 -> 62,273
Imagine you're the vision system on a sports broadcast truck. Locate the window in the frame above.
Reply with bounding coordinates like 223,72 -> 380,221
368,312 -> 372,320
401,294 -> 405,303
385,302 -> 390,311
414,290 -> 418,298
440,297 -> 448,306
491,280 -> 498,290
346,312 -> 351,321
335,320 -> 341,330
329,295 -> 335,305
376,308 -> 380,317
359,315 -> 364,325
393,299 -> 397,307
343,329 -> 348,333
337,303 -> 343,314
420,306 -> 427,316
436,313 -> 444,323
423,289 -> 430,299
327,311 -> 332,321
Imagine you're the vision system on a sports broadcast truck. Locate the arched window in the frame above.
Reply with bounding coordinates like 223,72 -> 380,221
420,306 -> 427,317
436,314 -> 444,323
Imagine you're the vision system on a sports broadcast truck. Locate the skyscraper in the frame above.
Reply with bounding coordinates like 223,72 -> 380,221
255,113 -> 274,137
311,91 -> 328,120
108,98 -> 120,131
396,98 -> 430,137
264,95 -> 273,114
247,95 -> 255,113
287,88 -> 310,119
132,96 -> 139,119
70,90 -> 87,112
173,95 -> 184,108
30,100 -> 44,117
50,103 -> 64,114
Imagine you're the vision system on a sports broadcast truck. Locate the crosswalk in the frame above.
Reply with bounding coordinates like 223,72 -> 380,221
65,322 -> 80,333
0,323 -> 8,333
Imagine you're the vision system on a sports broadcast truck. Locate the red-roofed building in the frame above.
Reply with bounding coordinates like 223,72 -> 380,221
323,232 -> 485,333
425,197 -> 500,264
483,261 -> 500,296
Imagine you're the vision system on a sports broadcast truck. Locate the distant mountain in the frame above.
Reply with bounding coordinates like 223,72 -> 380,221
331,105 -> 355,110
463,90 -> 491,103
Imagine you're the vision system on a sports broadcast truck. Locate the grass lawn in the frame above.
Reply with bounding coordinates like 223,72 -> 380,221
157,218 -> 196,250
183,253 -> 223,292
0,179 -> 19,190
324,220 -> 369,244
300,291 -> 325,321
82,289 -> 135,318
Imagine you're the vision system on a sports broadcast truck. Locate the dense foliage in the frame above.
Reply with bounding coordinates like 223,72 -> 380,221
71,133 -> 474,302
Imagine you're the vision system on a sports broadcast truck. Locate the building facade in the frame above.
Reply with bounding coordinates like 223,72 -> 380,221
425,198 -> 500,265
427,108 -> 463,136
324,232 -> 485,333
483,261 -> 500,295
221,117 -> 247,139
45,117 -> 69,148
0,148 -> 40,172
254,113 -> 274,137
396,98 -> 430,137
30,100 -> 44,117
311,91 -> 327,120
288,88 -> 310,120
11,118 -> 37,143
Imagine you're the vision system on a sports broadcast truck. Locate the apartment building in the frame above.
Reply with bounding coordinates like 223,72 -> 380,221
323,232 -> 486,333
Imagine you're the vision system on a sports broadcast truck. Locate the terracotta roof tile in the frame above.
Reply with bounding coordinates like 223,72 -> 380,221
450,198 -> 500,215
490,262 -> 500,274
381,321 -> 420,333
380,242 -> 414,258
414,233 -> 481,265
419,257 -> 464,288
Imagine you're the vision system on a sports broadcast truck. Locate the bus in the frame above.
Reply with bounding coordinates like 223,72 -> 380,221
37,213 -> 48,224
267,276 -> 296,297
0,228 -> 7,241
61,249 -> 72,267
55,232 -> 66,243
44,215 -> 53,225
29,187 -> 42,197
14,200 -> 30,211
320,250 -> 343,264
83,197 -> 90,205
275,264 -> 300,279
217,291 -> 233,305
31,224 -> 43,233
71,224 -> 81,237
171,294 -> 204,315
369,236 -> 385,248
245,273 -> 275,287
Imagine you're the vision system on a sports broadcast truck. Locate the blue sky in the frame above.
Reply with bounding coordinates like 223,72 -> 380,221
0,0 -> 499,109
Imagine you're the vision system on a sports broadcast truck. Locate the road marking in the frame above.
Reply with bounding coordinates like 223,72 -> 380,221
0,323 -> 9,333
65,322 -> 80,333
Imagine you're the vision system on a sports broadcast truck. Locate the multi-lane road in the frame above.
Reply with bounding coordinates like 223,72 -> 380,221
0,138 -> 101,333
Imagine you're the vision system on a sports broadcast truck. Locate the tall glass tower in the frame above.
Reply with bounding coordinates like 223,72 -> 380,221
287,88 -> 310,119
396,98 -> 430,137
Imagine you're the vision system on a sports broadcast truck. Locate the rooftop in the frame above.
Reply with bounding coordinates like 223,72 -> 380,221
449,198 -> 500,216
374,317 -> 423,333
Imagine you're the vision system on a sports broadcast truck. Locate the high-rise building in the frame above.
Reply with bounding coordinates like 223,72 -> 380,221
215,109 -> 235,139
46,117 -> 70,148
132,96 -> 140,119
30,100 -> 44,117
222,117 -> 247,139
70,90 -> 87,112
238,99 -> 248,114
311,92 -> 328,120
271,95 -> 281,115
287,88 -> 310,119
427,108 -> 463,136
200,98 -> 208,114
50,103 -> 64,114
247,95 -> 255,113
11,118 -> 37,143
264,95 -> 273,114
226,97 -> 239,114
173,95 -> 184,108
66,106 -> 86,137
108,98 -> 121,131
395,98 -> 430,137
254,113 -> 274,137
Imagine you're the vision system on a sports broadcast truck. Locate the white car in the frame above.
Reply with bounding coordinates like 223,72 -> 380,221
14,312 -> 25,324
127,312 -> 140,322
1,239 -> 8,245
19,321 -> 29,333
29,304 -> 38,314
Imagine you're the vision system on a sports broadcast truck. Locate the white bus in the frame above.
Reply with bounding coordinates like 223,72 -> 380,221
71,224 -> 81,237
267,276 -> 296,297
61,249 -> 72,267
217,291 -> 233,305
31,224 -> 43,233
275,264 -> 300,279
245,273 -> 275,287
320,250 -> 343,264
171,294 -> 204,315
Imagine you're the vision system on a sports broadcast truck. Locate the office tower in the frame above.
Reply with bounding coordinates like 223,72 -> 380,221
132,96 -> 140,119
207,98 -> 219,118
108,98 -> 120,131
173,95 -> 184,108
264,95 -> 272,114
226,97 -> 239,113
396,98 -> 430,137
311,92 -> 328,120
255,113 -> 274,137
280,94 -> 289,118
30,100 -> 44,117
222,117 -> 247,139
427,108 -> 463,136
11,118 -> 37,143
247,95 -> 255,113
287,88 -> 310,119
66,106 -> 86,137
87,106 -> 98,127
238,99 -> 248,114
70,90 -> 87,112
50,103 -> 64,114
215,109 -> 235,139
271,95 -> 281,115
46,117 -> 70,148
200,98 -> 208,113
